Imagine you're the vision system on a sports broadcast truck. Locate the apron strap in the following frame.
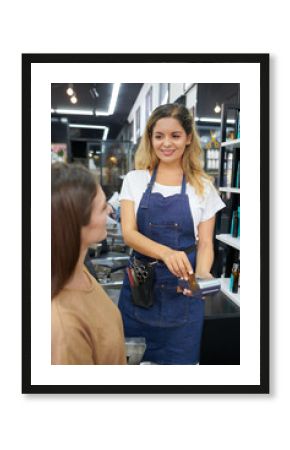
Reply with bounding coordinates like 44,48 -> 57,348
149,165 -> 158,188
140,165 -> 158,210
181,174 -> 186,194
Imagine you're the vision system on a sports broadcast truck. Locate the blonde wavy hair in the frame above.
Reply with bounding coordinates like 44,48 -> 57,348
135,103 -> 212,196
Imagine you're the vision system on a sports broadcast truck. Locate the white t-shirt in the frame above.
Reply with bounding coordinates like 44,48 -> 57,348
119,170 -> 226,239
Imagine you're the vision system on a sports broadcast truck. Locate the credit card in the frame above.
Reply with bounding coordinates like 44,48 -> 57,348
177,276 -> 198,292
188,273 -> 199,291
177,276 -> 221,297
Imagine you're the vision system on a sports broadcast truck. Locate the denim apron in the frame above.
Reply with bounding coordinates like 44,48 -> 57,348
118,166 -> 204,364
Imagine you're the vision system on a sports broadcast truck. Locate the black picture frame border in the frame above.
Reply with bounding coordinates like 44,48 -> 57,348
22,53 -> 269,394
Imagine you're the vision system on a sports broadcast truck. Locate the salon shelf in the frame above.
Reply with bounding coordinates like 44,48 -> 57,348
220,278 -> 240,307
219,187 -> 240,194
216,234 -> 240,250
221,139 -> 240,148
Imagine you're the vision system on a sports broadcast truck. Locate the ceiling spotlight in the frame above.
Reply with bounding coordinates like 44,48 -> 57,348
66,87 -> 74,96
214,103 -> 221,114
70,95 -> 78,104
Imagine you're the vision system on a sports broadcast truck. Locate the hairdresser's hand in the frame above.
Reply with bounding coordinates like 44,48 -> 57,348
161,249 -> 193,279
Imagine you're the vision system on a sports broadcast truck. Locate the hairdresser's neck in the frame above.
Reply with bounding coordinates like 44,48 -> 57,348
158,159 -> 183,172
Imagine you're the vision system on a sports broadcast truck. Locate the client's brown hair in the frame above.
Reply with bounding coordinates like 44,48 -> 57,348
51,163 -> 97,298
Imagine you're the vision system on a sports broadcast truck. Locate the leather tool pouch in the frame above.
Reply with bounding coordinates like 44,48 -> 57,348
127,257 -> 156,309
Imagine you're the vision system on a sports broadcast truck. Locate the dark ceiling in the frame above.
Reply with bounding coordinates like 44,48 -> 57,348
196,83 -> 240,118
51,83 -> 240,141
51,83 -> 143,140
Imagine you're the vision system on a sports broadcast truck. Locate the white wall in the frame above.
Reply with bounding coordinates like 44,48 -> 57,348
186,84 -> 198,110
169,83 -> 184,102
127,83 -> 160,142
123,83 -> 198,142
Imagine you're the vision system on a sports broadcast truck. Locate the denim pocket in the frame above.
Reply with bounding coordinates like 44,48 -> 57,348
133,281 -> 189,327
148,222 -> 180,249
157,283 -> 189,326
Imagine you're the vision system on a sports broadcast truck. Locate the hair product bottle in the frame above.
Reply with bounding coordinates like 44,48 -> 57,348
236,110 -> 240,139
226,152 -> 233,187
231,210 -> 239,238
223,156 -> 227,187
229,262 -> 240,293
235,161 -> 240,188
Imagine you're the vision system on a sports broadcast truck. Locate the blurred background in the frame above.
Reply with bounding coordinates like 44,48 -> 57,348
51,83 -> 239,196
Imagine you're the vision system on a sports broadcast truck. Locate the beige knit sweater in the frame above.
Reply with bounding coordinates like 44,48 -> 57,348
51,268 -> 127,365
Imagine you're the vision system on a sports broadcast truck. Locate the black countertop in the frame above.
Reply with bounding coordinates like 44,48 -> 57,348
204,291 -> 240,319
